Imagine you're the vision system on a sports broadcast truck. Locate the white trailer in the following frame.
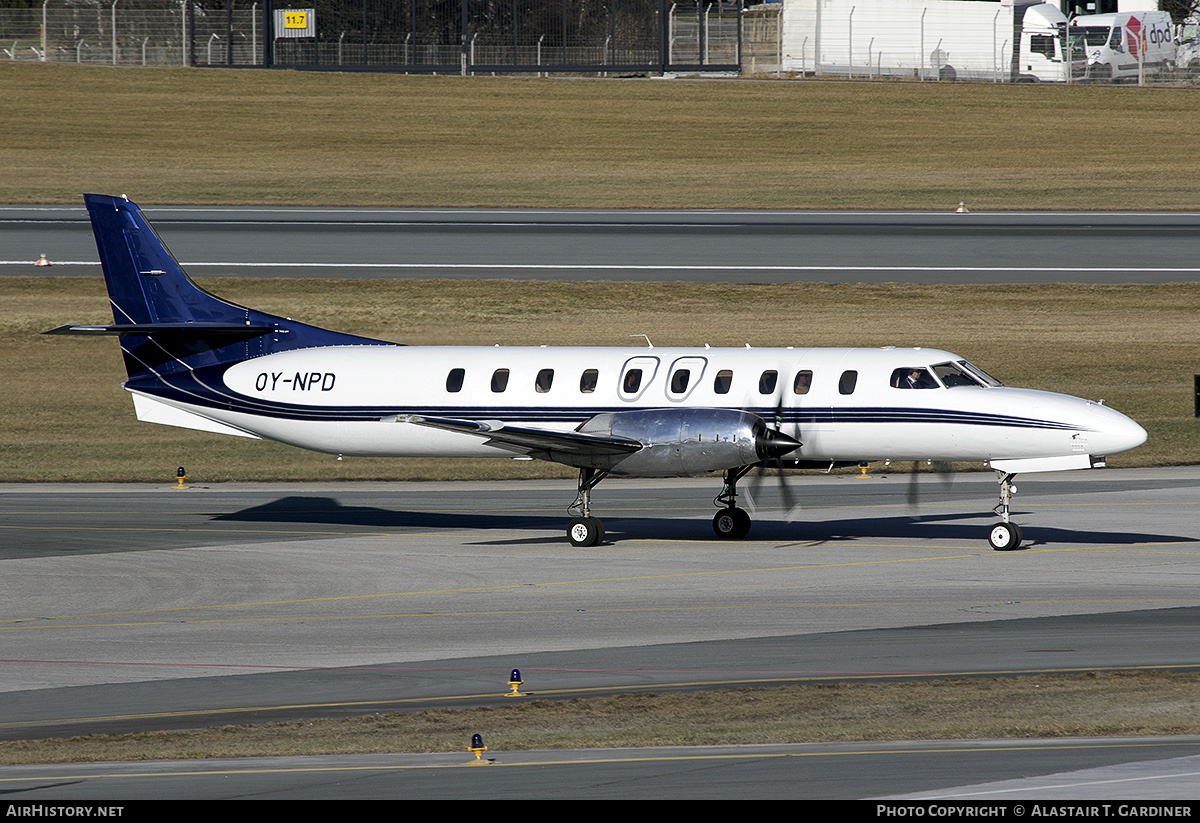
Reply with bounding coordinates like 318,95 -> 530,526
1068,11 -> 1174,81
781,0 -> 1070,82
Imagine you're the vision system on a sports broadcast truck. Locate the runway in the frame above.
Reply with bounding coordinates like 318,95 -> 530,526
2,469 -> 1199,797
4,206 -> 1200,283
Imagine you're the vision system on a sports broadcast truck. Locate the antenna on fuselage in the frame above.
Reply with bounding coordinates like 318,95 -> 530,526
630,334 -> 653,349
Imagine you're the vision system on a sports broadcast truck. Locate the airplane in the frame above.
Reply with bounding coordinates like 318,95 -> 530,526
47,194 -> 1148,551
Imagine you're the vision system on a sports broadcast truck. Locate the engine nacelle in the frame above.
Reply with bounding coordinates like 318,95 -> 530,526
578,408 -> 793,476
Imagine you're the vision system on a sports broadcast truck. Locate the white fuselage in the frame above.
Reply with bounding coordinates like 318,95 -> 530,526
130,344 -> 1147,473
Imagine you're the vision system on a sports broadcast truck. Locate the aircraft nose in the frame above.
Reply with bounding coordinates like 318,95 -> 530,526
1089,403 -> 1147,456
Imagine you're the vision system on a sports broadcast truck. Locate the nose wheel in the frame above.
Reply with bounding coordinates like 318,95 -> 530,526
988,471 -> 1023,550
988,521 -> 1022,551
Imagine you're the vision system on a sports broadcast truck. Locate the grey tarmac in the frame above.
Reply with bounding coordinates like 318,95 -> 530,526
1,469 -> 1199,797
5,206 -> 1200,283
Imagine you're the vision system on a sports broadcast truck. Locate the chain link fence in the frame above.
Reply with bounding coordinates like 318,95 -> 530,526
1,0 -> 1195,82
0,0 -> 739,71
269,0 -> 740,72
0,0 -> 262,66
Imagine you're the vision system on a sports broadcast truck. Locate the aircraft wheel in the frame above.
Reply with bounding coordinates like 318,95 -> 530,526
568,516 -> 603,547
712,507 -> 751,539
987,521 -> 1022,551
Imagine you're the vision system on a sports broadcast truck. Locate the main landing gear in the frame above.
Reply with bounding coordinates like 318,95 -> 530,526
712,466 -> 754,539
567,467 -> 609,547
988,471 -> 1022,551
565,465 -> 759,546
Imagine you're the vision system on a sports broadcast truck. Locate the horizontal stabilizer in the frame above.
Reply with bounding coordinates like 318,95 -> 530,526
43,322 -> 280,338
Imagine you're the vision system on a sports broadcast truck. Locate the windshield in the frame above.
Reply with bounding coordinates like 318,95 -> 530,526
958,360 -> 1003,387
931,362 -> 981,388
1072,26 -> 1112,47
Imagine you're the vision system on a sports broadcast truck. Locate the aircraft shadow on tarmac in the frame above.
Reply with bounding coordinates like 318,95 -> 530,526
213,496 -> 1196,549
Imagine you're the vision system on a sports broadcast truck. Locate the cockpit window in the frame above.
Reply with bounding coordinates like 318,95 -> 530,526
891,367 -> 938,389
958,360 -> 1002,387
928,361 -> 1001,388
930,363 -> 977,388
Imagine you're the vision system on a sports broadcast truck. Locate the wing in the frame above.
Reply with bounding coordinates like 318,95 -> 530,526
400,414 -> 641,468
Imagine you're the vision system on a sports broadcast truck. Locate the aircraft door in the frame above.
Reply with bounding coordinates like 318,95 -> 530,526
665,356 -> 707,402
618,356 -> 660,402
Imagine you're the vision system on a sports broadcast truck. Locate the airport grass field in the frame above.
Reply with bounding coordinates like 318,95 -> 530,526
3,276 -> 1198,482
4,62 -> 1200,209
3,672 -> 1200,764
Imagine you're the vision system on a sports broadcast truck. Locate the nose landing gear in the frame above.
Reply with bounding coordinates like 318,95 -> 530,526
988,472 -> 1023,551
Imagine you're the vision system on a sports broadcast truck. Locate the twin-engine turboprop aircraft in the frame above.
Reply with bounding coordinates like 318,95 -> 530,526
48,194 -> 1147,550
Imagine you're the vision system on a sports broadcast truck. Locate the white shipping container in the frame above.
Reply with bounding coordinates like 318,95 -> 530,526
782,0 -> 1070,82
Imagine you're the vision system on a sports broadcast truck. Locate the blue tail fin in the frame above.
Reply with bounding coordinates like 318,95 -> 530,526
58,194 -> 393,381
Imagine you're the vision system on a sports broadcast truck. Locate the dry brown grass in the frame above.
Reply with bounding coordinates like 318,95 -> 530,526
3,672 -> 1198,764
4,63 -> 1200,208
2,276 -> 1197,482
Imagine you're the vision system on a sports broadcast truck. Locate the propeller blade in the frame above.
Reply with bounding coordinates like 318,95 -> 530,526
907,460 -> 956,513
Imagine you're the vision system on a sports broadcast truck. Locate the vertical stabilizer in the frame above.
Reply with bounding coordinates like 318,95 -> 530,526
72,194 -> 394,381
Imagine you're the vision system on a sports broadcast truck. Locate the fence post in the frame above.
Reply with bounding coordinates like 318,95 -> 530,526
993,7 -> 1000,81
460,0 -> 468,74
41,0 -> 47,61
668,2 -> 675,65
848,5 -> 853,79
263,0 -> 273,66
920,8 -> 925,80
111,0 -> 118,64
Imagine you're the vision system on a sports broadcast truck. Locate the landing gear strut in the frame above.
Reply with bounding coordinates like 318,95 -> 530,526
987,471 -> 1022,551
712,466 -> 754,539
567,467 -> 609,547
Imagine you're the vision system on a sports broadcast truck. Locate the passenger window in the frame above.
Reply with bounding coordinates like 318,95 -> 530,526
623,369 -> 642,394
793,370 -> 812,395
713,370 -> 733,394
670,369 -> 691,394
839,370 -> 858,395
759,370 -> 778,395
446,368 -> 465,393
580,369 -> 598,393
535,369 -> 554,393
491,369 -> 510,392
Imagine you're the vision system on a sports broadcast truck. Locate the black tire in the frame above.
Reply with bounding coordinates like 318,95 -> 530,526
939,64 -> 957,82
988,521 -> 1022,551
568,516 -> 603,547
713,507 -> 751,539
